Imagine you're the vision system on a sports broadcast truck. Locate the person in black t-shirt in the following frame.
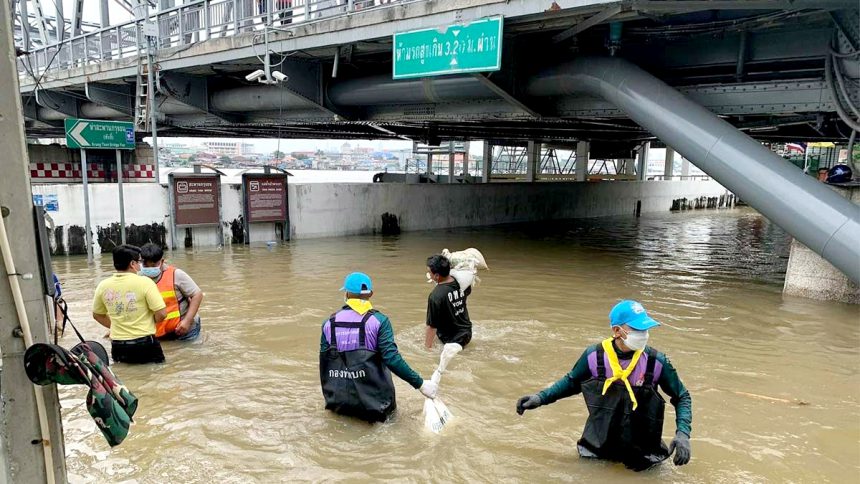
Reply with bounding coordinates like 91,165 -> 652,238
424,254 -> 473,349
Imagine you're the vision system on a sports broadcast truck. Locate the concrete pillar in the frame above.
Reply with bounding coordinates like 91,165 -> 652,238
575,141 -> 589,182
427,153 -> 433,175
664,147 -> 675,180
526,140 -> 540,182
681,157 -> 690,178
0,0 -> 69,478
637,142 -> 650,181
482,141 -> 492,183
448,149 -> 455,184
624,158 -> 635,177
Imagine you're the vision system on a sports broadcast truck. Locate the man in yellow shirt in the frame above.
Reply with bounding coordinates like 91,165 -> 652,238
92,245 -> 167,364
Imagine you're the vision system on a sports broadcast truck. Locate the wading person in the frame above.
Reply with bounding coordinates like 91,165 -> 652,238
424,254 -> 472,350
320,272 -> 437,422
140,243 -> 204,341
516,300 -> 692,471
92,245 -> 167,364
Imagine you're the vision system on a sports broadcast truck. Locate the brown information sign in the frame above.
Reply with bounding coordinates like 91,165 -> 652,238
172,175 -> 221,226
244,175 -> 287,223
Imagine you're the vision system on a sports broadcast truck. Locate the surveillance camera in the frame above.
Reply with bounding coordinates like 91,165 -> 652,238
245,69 -> 265,82
272,71 -> 288,82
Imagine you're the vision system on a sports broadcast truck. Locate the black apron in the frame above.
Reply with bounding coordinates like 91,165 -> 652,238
319,310 -> 396,423
577,346 -> 671,471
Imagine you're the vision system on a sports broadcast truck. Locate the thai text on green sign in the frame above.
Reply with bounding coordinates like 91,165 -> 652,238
393,16 -> 503,79
65,118 -> 135,150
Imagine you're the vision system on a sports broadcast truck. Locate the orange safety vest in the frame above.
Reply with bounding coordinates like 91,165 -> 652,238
155,265 -> 182,338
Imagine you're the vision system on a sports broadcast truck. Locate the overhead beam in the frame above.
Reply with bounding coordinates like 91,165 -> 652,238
34,89 -> 80,117
18,0 -> 30,49
85,81 -> 134,115
552,5 -> 623,43
472,73 -> 541,118
159,73 -> 208,112
56,0 -> 64,41
630,0 -> 857,12
31,0 -> 51,45
21,95 -> 63,126
72,0 -> 84,36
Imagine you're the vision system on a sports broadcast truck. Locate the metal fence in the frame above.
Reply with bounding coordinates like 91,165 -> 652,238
17,0 -> 411,79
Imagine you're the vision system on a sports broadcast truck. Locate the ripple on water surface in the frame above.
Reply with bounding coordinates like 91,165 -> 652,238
55,209 -> 859,482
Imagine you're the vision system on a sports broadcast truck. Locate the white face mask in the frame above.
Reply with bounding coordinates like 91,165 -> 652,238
621,328 -> 649,351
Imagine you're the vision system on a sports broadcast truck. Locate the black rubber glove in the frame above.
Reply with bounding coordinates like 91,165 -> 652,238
668,431 -> 691,466
516,395 -> 542,415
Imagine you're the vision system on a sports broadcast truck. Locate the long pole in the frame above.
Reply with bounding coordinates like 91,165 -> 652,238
81,149 -> 93,263
0,214 -> 56,484
116,150 -> 126,243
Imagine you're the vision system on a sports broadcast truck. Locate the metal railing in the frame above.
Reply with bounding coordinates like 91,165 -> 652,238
17,0 -> 410,81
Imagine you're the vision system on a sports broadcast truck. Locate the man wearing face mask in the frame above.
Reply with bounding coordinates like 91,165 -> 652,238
515,300 -> 692,471
139,243 -> 204,341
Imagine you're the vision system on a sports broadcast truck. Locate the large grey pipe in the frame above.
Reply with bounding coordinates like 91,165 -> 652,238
328,75 -> 495,106
527,56 -> 860,282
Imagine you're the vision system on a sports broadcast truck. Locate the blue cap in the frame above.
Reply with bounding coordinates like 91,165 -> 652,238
341,272 -> 373,295
609,300 -> 660,331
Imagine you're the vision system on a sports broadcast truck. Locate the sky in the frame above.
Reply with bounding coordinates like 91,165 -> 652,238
153,137 -> 486,155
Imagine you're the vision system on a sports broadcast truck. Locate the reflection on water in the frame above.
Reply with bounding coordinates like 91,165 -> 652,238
53,208 -> 859,483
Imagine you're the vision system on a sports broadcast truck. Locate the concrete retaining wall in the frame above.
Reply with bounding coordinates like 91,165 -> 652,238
32,179 -> 731,254
287,180 -> 730,238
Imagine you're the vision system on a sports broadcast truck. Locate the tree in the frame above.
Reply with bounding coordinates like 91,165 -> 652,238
272,150 -> 285,160
219,155 -> 232,164
189,154 -> 197,162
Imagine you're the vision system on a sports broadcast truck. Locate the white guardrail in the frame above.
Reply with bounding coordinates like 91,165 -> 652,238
18,0 -> 409,80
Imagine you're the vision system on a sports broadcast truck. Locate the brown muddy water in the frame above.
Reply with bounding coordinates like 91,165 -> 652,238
52,208 -> 859,483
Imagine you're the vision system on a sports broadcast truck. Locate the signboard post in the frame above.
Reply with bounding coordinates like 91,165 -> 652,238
241,169 -> 290,244
168,172 -> 223,249
64,118 -> 135,262
393,16 -> 503,79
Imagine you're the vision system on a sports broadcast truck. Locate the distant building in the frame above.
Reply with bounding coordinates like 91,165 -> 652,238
203,141 -> 254,157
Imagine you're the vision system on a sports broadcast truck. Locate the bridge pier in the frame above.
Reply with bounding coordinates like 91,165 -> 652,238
637,142 -> 650,181
481,141 -> 492,183
575,141 -> 589,182
664,147 -> 675,180
525,141 -> 540,183
784,184 -> 860,304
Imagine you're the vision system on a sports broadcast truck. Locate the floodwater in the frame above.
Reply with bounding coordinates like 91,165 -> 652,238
53,208 -> 860,483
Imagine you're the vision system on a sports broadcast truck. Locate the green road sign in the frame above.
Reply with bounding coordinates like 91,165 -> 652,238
64,118 -> 135,150
393,16 -> 503,79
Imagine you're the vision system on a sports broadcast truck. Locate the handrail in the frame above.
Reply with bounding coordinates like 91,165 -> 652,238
17,0 -> 419,80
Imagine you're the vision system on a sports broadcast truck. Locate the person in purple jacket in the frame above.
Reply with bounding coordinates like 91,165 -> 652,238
320,272 -> 437,422
516,300 -> 692,471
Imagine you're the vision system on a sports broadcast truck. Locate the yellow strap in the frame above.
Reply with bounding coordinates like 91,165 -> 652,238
161,290 -> 176,298
165,310 -> 181,320
600,338 -> 643,410
345,298 -> 373,315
